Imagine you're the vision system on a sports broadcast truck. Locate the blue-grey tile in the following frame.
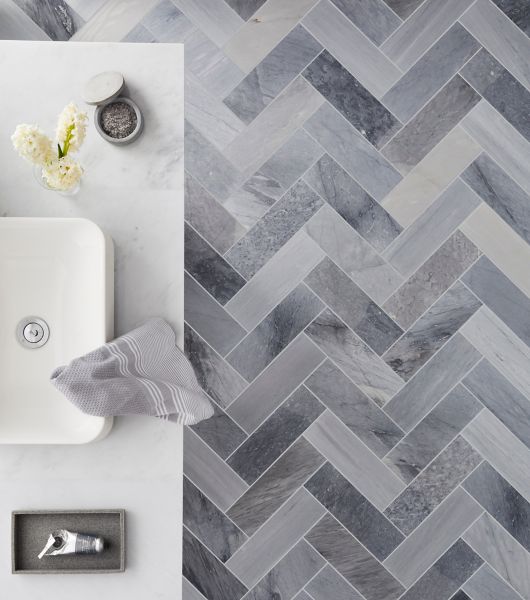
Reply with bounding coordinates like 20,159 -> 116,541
382,23 -> 480,122
303,50 -> 401,149
306,257 -> 403,355
463,564 -> 523,600
305,564 -> 364,600
225,180 -> 323,279
227,386 -> 324,484
382,0 -> 425,19
224,25 -> 322,124
223,0 -> 267,21
306,462 -> 404,560
190,403 -> 247,460
304,154 -> 402,252
383,384 -> 482,483
141,0 -> 195,42
330,0 -> 401,45
12,0 -> 84,40
227,285 -> 323,381
184,476 -> 247,563
383,281 -> 482,381
492,0 -> 530,36
121,22 -> 156,42
185,225 -> 246,305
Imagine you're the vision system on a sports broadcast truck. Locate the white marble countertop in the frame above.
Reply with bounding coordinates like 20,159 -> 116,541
0,41 -> 184,599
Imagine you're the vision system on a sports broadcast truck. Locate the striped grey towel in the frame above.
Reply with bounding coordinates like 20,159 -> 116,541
50,318 -> 214,425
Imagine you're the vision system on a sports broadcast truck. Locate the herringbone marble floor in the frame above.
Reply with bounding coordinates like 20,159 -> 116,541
3,0 -> 530,598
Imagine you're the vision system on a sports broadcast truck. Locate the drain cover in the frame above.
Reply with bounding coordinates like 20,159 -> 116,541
16,317 -> 50,349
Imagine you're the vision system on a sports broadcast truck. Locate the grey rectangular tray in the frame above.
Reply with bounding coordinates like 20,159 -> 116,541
12,509 -> 125,574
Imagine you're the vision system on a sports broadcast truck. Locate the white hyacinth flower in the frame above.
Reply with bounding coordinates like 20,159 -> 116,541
55,102 -> 88,156
42,156 -> 83,191
11,124 -> 54,166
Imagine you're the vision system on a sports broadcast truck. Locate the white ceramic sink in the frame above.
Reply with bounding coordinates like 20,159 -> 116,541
0,218 -> 114,444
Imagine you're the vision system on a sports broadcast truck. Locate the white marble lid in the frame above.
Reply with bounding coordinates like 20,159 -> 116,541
83,70 -> 125,104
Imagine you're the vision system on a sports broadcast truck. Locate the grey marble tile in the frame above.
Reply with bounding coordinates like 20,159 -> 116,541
223,0 -> 267,21
306,309 -> 404,407
12,0 -> 84,41
183,527 -> 248,600
463,462 -> 530,552
464,564 -> 522,600
464,513 -> 530,600
383,384 -> 482,484
226,180 -> 323,279
141,0 -> 195,42
226,488 -> 326,588
384,334 -> 481,431
382,0 -> 425,19
305,514 -> 405,600
384,488 -> 483,587
451,593 -> 472,600
383,281 -> 482,380
380,0 -> 474,70
224,25 -> 322,124
185,224 -> 246,305
304,154 -> 402,253
304,102 -> 402,201
0,1 -> 51,40
121,23 -> 156,43
306,257 -> 403,355
173,0 -> 242,47
385,436 -> 483,534
382,76 -> 480,175
330,0 -> 401,45
190,403 -> 248,460
226,285 -> 323,381
383,231 -> 480,330
293,591 -> 312,600
227,333 -> 324,433
305,205 -> 404,305
382,179 -> 481,277
463,359 -> 530,448
227,386 -> 324,484
303,50 -> 402,149
184,476 -> 247,563
492,0 -> 530,36
305,564 -> 364,600
305,360 -> 404,458
397,540 -> 483,600
227,437 -> 325,535
183,576 -> 208,600
382,23 -> 480,123
461,153 -> 530,247
245,540 -> 324,600
306,462 -> 404,560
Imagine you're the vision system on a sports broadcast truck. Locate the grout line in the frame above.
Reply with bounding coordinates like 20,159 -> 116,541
183,574 -> 209,600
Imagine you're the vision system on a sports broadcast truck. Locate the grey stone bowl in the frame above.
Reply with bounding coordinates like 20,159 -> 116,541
94,96 -> 143,145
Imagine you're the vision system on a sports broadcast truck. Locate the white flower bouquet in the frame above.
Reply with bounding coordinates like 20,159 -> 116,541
11,103 -> 88,193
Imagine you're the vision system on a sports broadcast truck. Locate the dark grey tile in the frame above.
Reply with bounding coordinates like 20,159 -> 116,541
227,437 -> 325,535
330,0 -> 401,45
227,285 -> 323,381
185,324 -> 247,409
383,231 -> 480,330
464,359 -> 530,448
305,360 -> 404,458
399,540 -> 483,600
383,0 -> 425,19
190,403 -> 247,460
305,462 -> 404,560
383,281 -> 482,381
492,0 -> 530,35
385,436 -> 483,534
224,25 -> 322,124
244,540 -> 324,600
461,152 -> 530,246
223,0 -> 267,20
303,50 -> 402,149
13,0 -> 83,40
183,527 -> 248,600
304,154 -> 402,252
382,23 -> 480,122
226,180 -> 323,279
305,514 -> 405,600
305,564 -> 364,600
184,476 -> 247,563
383,384 -> 482,483
463,462 -> 530,551
451,593 -> 472,600
185,224 -> 246,306
461,49 -> 530,143
227,386 -> 324,484
382,76 -> 480,174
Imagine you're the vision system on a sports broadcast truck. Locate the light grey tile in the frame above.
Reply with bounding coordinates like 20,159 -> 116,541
223,0 -> 267,21
65,0 -> 106,21
173,0 -> 243,46
491,0 -> 530,36
305,564 -> 364,600
380,0 -> 474,70
463,564 -> 522,600
303,0 -> 401,97
330,0 -> 401,45
384,333 -> 481,431
304,102 -> 402,202
12,0 -> 84,40
304,411 -> 405,510
226,488 -> 326,588
382,23 -> 480,122
0,0 -> 51,40
384,488 -> 483,587
381,76 -> 480,175
121,22 -> 156,42
294,591 -> 312,600
141,0 -> 195,42
306,310 -> 404,406
382,179 -> 480,277
190,403 -> 247,460
382,0 -> 425,20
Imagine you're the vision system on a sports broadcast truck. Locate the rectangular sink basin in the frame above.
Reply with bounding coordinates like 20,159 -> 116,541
0,218 -> 113,444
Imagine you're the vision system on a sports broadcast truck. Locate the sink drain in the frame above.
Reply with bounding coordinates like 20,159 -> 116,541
16,317 -> 50,349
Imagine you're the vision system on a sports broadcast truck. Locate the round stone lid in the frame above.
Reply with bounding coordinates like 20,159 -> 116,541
83,71 -> 125,105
